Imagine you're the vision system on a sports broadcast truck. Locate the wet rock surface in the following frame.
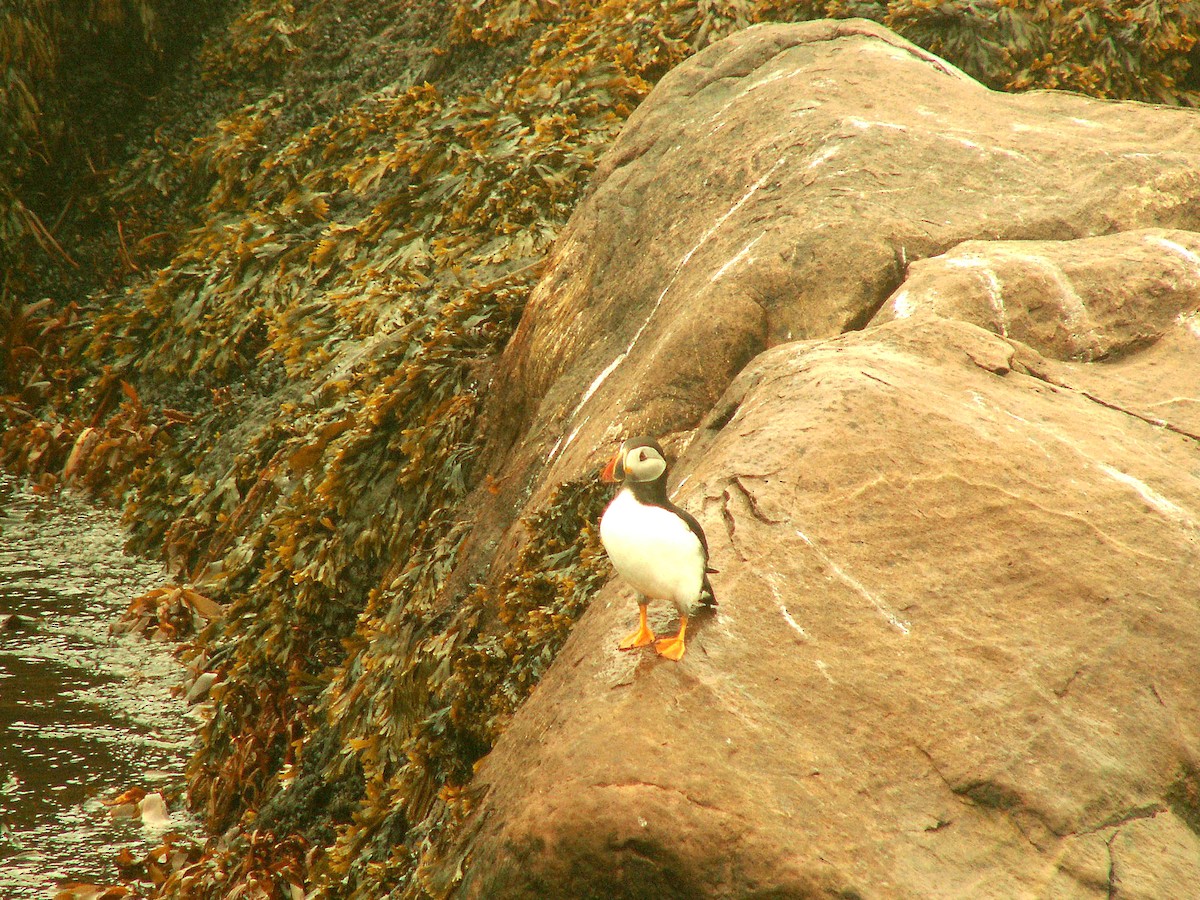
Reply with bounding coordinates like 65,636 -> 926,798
0,476 -> 195,897
447,19 -> 1200,899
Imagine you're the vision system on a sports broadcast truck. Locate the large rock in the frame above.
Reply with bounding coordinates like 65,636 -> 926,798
459,317 -> 1200,898
467,17 -> 1200,576
449,18 -> 1200,899
877,229 -> 1200,364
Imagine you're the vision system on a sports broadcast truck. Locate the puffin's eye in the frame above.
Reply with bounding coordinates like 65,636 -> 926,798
638,450 -> 647,462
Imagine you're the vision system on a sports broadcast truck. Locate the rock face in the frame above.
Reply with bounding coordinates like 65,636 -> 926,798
876,228 -> 1200,364
467,16 -> 1200,574
452,19 -> 1200,900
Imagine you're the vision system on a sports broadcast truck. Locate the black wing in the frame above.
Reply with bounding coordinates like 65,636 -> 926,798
670,503 -> 709,559
671,502 -> 718,607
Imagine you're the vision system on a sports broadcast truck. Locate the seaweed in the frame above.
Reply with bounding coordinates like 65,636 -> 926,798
314,477 -> 611,898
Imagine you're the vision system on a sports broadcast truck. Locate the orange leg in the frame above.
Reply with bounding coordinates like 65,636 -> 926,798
618,602 -> 656,650
654,614 -> 688,661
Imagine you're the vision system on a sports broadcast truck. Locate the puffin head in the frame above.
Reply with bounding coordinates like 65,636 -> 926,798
601,436 -> 668,484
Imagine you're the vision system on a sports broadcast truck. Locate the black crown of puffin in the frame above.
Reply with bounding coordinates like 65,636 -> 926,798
598,435 -> 715,662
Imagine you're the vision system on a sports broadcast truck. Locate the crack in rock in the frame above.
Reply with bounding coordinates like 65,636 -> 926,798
594,780 -> 725,814
1021,364 -> 1200,446
1054,668 -> 1082,699
1106,830 -> 1120,899
730,475 -> 783,525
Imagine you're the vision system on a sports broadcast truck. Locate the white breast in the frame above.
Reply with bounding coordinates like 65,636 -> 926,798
599,489 -> 706,610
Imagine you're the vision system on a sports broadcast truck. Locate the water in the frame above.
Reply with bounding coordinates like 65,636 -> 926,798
0,474 -> 198,896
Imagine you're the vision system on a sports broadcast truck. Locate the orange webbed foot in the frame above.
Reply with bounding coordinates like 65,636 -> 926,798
653,634 -> 686,661
652,614 -> 689,661
618,603 -> 655,651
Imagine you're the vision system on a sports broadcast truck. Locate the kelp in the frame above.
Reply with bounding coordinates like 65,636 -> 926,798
899,0 -> 1200,103
0,0 -> 213,286
315,477 -> 612,898
2,1 -> 1198,898
0,0 -> 225,493
1,0 -> 64,269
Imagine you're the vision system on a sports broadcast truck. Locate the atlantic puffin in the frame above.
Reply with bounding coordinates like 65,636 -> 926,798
599,437 -> 716,661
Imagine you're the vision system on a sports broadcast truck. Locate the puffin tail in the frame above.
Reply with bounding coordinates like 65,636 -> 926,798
700,572 -> 717,608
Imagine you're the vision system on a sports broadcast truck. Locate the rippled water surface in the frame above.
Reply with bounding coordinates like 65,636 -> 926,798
0,475 -> 197,896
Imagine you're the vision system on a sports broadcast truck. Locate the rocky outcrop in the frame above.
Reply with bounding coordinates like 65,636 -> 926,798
447,19 -> 1200,899
876,229 -> 1200,364
467,17 -> 1200,574
461,314 -> 1200,898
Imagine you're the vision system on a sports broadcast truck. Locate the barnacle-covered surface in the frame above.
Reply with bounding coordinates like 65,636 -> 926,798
1,1 -> 1198,898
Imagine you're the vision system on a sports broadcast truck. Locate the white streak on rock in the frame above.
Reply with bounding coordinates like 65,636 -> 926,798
744,66 -> 806,95
1179,311 -> 1200,339
705,67 -> 813,131
932,132 -> 1030,162
947,255 -> 1008,336
806,144 -> 840,171
946,254 -> 982,270
1144,234 -> 1200,278
1026,254 -> 1096,350
764,572 -> 809,640
779,603 -> 809,640
580,356 -> 623,414
561,416 -> 590,460
1099,465 -> 1196,528
846,116 -> 909,132
795,529 -> 910,634
991,397 -> 1197,536
707,119 -> 727,137
890,288 -> 915,319
551,157 -> 790,460
710,233 -> 764,283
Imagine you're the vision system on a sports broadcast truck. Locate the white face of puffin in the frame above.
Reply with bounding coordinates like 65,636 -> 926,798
600,437 -> 669,485
622,443 -> 667,483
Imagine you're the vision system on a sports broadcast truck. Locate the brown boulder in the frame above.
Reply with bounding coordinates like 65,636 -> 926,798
460,315 -> 1200,898
875,228 -> 1200,363
468,17 -> 1200,577
449,18 -> 1200,900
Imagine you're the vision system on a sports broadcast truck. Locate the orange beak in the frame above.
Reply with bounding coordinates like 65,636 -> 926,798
600,450 -> 621,483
